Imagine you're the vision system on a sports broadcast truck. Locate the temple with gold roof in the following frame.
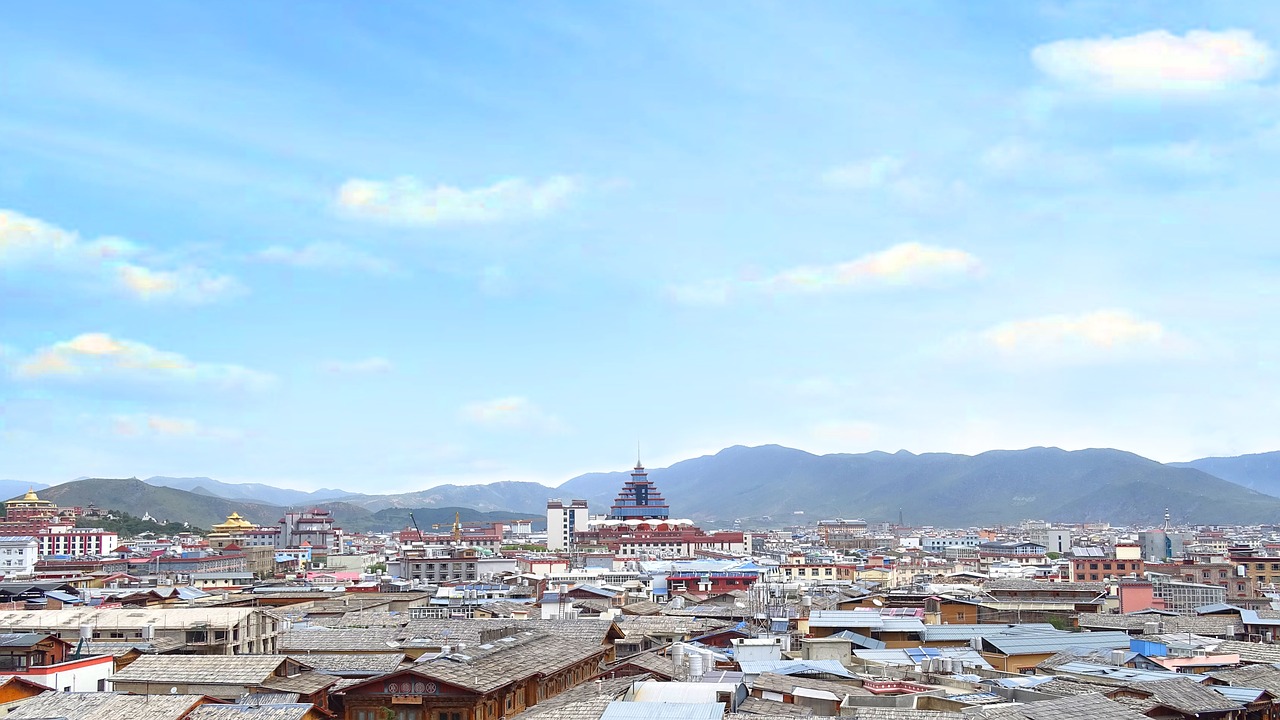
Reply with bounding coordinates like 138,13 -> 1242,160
0,488 -> 80,535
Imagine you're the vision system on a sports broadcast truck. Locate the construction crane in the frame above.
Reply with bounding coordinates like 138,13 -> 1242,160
408,511 -> 424,541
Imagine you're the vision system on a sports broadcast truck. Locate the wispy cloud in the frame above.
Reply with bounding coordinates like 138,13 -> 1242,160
12,333 -> 272,390
978,309 -> 1190,365
322,357 -> 393,374
113,413 -> 243,440
460,396 -> 564,432
822,156 -> 907,190
668,242 -> 982,305
1032,29 -> 1275,93
336,175 -> 579,225
256,242 -> 395,275
0,209 -> 240,303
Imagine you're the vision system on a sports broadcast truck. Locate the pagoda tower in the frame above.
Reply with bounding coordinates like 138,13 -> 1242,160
608,459 -> 670,520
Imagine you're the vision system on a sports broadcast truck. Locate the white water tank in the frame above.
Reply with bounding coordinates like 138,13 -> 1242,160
79,624 -> 93,641
688,652 -> 705,680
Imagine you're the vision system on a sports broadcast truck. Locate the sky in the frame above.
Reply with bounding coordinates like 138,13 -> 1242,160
3,1 -> 1280,492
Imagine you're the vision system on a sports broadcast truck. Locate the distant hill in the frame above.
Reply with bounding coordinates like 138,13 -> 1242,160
32,445 -> 1280,529
369,507 -> 545,531
144,476 -> 357,507
26,479 -> 539,535
553,445 -> 1280,526
344,481 -> 558,514
1170,452 -> 1280,496
0,481 -> 49,499
37,478 -> 289,528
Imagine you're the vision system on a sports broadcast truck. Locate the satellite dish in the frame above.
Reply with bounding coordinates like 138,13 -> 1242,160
871,599 -> 884,607
169,687 -> 178,694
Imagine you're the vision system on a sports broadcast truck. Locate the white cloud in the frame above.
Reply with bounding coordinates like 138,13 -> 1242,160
12,333 -> 272,390
979,309 -> 1190,364
461,396 -> 564,432
336,175 -> 578,225
113,413 -> 243,440
668,242 -> 981,305
256,242 -> 395,274
822,156 -> 906,190
0,209 -> 240,303
1032,29 -> 1275,93
322,357 -> 393,374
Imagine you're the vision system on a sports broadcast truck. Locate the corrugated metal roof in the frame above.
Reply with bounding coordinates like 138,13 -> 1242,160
981,631 -> 1132,655
1051,662 -> 1188,682
921,624 -> 1054,642
1212,686 -> 1270,703
737,660 -> 854,678
600,701 -> 723,720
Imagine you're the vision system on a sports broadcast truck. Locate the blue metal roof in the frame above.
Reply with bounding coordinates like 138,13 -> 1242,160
1213,686 -> 1271,703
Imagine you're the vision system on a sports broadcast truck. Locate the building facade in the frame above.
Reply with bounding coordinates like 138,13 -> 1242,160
546,500 -> 589,552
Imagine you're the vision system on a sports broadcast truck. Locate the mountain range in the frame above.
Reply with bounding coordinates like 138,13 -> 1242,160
36,478 -> 541,533
143,476 -> 354,507
15,445 -> 1280,528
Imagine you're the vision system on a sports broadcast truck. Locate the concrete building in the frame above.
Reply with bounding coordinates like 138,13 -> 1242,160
395,547 -> 518,584
280,509 -> 341,564
0,538 -> 38,578
1037,529 -> 1072,555
35,528 -> 119,558
546,499 -> 589,551
0,607 -> 284,655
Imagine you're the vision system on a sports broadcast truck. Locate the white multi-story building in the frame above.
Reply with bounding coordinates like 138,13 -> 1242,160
546,499 -> 589,551
36,528 -> 119,558
0,537 -> 39,577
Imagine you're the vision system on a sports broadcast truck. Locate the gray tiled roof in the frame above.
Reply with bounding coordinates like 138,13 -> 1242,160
984,580 -> 1105,594
749,672 -> 870,698
508,675 -> 638,720
259,671 -> 337,695
239,693 -> 301,705
1035,677 -> 1118,697
109,655 -> 295,685
842,710 -> 966,719
735,696 -> 813,716
278,628 -> 404,652
1108,678 -> 1243,714
620,601 -> 663,616
187,705 -> 316,720
1212,639 -> 1280,663
612,651 -> 676,679
7,692 -> 211,720
972,692 -> 1149,720
1209,663 -> 1280,693
284,653 -> 406,676
419,632 -> 608,694
614,616 -> 732,637
399,618 -> 619,646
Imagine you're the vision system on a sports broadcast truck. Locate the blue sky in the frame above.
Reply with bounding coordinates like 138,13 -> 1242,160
3,2 -> 1280,492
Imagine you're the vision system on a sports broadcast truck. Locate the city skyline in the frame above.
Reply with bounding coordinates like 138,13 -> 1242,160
4,3 -> 1280,492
